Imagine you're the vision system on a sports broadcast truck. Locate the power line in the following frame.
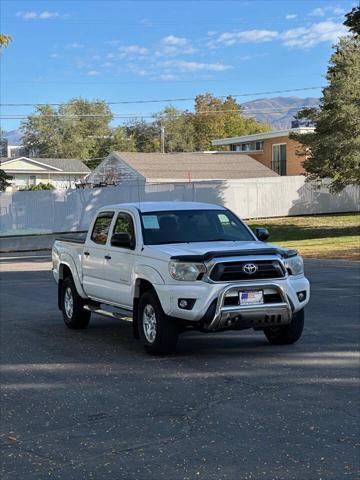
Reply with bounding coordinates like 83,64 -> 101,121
0,86 -> 322,107
0,105 -> 318,120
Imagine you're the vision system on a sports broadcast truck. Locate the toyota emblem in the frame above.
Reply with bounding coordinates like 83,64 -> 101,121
242,263 -> 258,274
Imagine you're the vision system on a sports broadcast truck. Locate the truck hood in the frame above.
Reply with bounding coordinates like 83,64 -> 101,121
145,241 -> 292,262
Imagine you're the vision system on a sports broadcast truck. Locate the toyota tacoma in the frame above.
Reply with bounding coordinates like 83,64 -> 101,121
52,202 -> 310,354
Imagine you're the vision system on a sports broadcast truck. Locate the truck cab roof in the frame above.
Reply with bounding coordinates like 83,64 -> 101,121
102,201 -> 226,213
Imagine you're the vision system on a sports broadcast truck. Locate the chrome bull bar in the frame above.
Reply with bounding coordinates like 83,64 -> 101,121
207,282 -> 292,331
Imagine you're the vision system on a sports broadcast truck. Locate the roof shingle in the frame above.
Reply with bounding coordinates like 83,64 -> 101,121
113,152 -> 278,179
0,157 -> 90,173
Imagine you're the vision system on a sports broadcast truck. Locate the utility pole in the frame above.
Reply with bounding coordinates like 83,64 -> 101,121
160,125 -> 165,153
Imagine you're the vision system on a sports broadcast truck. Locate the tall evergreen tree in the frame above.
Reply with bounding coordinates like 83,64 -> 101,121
291,16 -> 360,191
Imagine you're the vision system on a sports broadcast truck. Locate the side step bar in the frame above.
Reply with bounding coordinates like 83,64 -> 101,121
84,305 -> 133,322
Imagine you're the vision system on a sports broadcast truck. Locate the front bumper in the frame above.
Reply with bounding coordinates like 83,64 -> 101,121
155,275 -> 310,331
205,282 -> 292,331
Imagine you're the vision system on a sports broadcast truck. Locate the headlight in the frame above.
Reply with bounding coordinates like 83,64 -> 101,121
283,255 -> 304,276
168,261 -> 206,281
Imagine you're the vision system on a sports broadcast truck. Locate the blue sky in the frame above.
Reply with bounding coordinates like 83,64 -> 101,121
1,0 -> 355,130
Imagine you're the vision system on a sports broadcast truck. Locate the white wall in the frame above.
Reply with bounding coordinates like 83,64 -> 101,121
0,177 -> 358,236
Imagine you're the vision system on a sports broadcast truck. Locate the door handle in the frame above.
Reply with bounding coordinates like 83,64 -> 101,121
104,255 -> 112,260
84,251 -> 90,256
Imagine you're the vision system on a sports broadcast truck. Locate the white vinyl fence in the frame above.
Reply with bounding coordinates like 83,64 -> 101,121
0,176 -> 359,236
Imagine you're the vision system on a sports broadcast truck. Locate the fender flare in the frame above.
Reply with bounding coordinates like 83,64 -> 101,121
133,265 -> 165,291
59,254 -> 87,299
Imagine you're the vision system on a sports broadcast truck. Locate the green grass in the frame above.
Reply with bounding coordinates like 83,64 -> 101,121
248,214 -> 360,259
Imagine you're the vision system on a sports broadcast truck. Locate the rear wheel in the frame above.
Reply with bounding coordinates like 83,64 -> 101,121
138,290 -> 178,355
264,309 -> 304,345
61,277 -> 91,329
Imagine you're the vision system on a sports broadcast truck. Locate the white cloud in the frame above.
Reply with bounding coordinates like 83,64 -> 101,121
309,7 -> 325,17
309,6 -> 345,17
155,45 -> 197,57
66,42 -> 84,49
102,62 -> 113,67
119,45 -> 149,57
286,14 -> 297,20
216,29 -> 279,46
332,7 -> 345,15
159,73 -> 179,81
87,70 -> 100,76
282,20 -> 347,48
39,11 -> 60,19
16,10 -> 60,20
127,64 -> 149,76
162,60 -> 231,72
161,35 -> 187,46
140,18 -> 153,27
50,53 -> 61,58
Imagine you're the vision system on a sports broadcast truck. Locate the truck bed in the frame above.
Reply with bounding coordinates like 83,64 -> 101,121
55,232 -> 87,244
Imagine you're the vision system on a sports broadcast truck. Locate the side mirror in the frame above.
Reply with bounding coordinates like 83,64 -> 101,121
255,227 -> 270,241
111,232 -> 134,249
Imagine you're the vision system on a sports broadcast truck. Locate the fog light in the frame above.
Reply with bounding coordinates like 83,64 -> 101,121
297,291 -> 306,302
178,298 -> 196,310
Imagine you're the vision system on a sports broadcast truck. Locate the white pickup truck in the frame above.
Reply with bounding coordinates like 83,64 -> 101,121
52,201 -> 310,354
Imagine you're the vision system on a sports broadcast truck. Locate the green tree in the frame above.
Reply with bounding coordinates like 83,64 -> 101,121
0,33 -> 12,49
125,120 -> 160,152
291,33 -> 360,191
344,6 -> 360,36
58,99 -> 113,159
0,33 -> 12,187
111,126 -> 137,152
155,107 -> 196,152
192,93 -> 270,151
0,169 -> 12,191
27,182 -> 55,191
21,99 -> 113,160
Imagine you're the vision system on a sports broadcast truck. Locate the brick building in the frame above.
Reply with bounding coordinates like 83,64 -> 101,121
212,127 -> 314,176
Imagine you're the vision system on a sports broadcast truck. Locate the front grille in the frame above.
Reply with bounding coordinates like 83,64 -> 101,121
209,260 -> 285,282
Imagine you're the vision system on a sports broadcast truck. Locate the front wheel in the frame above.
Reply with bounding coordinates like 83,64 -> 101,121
264,309 -> 304,345
138,290 -> 178,355
61,277 -> 91,329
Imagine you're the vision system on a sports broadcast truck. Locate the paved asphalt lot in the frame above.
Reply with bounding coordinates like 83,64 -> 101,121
0,256 -> 359,480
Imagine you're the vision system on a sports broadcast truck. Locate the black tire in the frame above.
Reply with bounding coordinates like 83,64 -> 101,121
138,290 -> 178,355
61,277 -> 91,329
264,308 -> 304,345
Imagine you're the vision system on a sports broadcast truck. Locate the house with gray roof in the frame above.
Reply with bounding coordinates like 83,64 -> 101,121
86,151 -> 278,186
0,156 -> 90,191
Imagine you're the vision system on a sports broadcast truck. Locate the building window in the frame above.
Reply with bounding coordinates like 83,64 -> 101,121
29,175 -> 36,186
241,143 -> 251,151
255,141 -> 263,150
272,144 -> 287,175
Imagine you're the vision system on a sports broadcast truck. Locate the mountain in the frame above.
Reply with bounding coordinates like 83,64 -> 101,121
1,129 -> 23,145
241,96 -> 320,129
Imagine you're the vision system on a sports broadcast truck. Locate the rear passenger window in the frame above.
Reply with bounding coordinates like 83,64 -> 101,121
91,212 -> 114,245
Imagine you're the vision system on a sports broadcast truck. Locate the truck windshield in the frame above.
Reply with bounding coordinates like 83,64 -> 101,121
141,209 -> 254,245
